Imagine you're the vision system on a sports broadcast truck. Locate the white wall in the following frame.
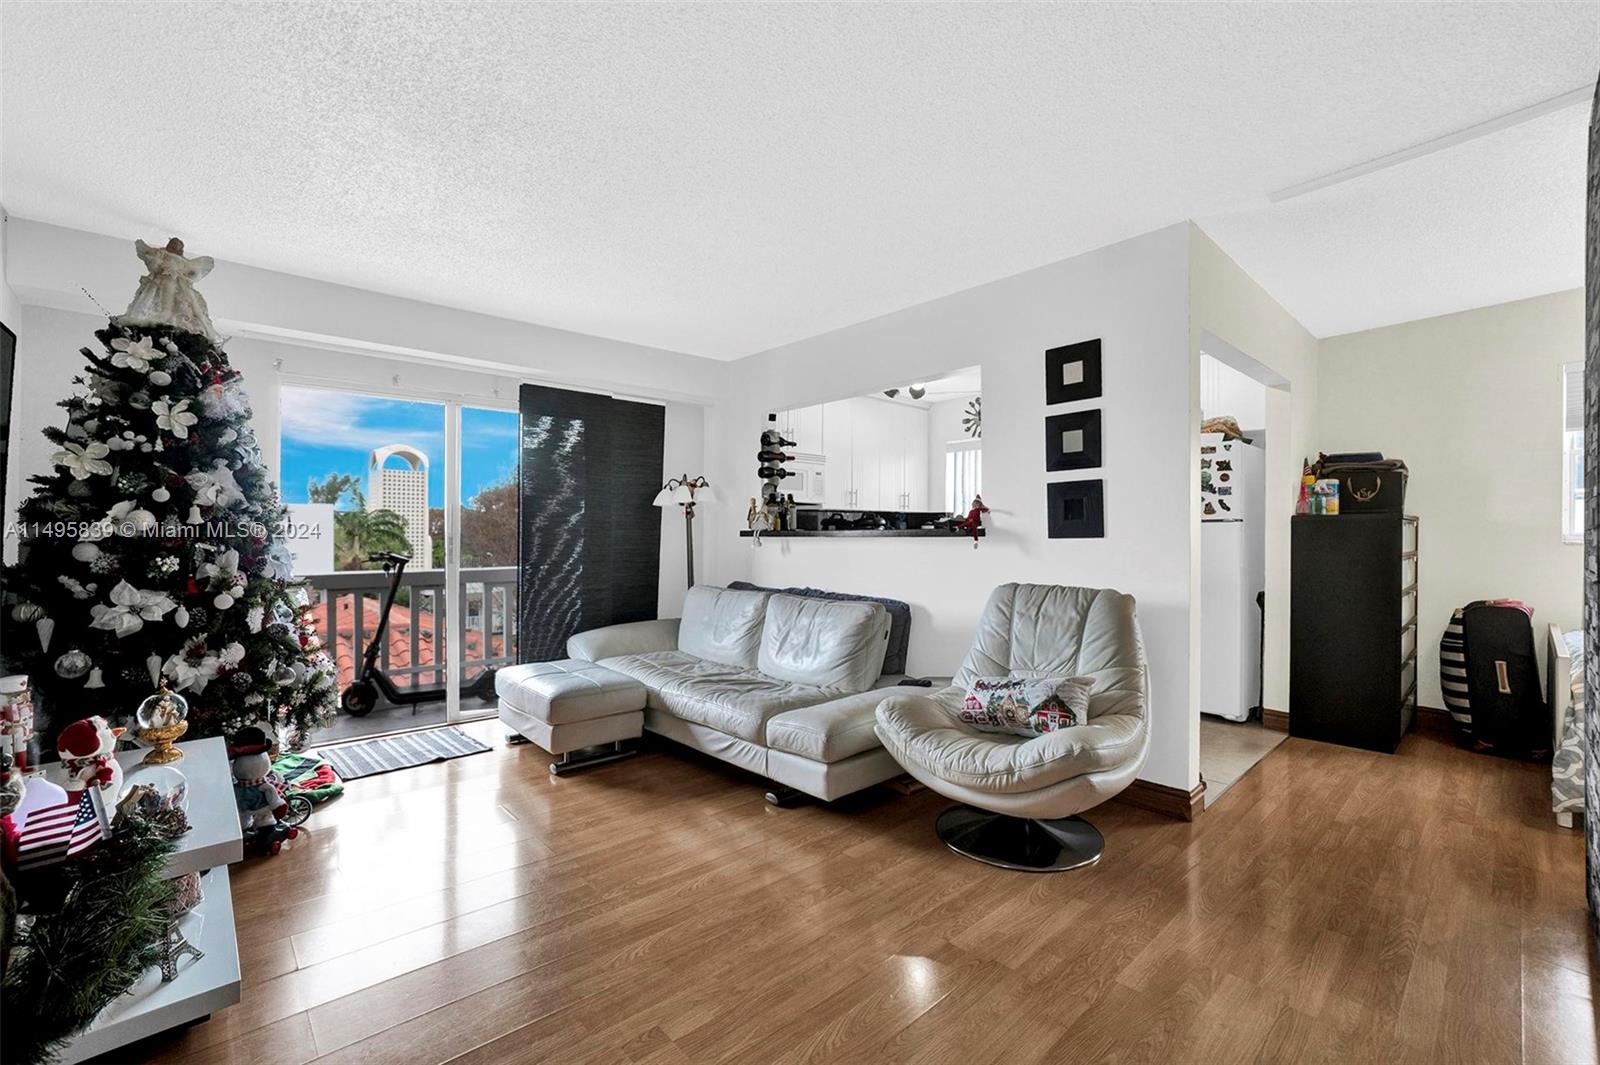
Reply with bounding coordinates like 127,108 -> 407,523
0,210 -> 22,330
706,225 -> 1196,790
1319,289 -> 1584,708
3,222 -> 718,619
1189,224 -> 1321,732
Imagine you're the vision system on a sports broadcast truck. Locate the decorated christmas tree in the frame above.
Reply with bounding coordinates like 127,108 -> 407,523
1,238 -> 338,746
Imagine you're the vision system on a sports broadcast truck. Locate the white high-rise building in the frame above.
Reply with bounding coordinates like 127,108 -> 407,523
367,444 -> 432,565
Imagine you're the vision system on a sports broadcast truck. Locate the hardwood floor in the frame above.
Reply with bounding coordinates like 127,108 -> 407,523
123,720 -> 1597,1065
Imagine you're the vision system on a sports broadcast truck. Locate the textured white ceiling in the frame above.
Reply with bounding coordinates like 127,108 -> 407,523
1199,104 -> 1592,339
1,2 -> 1595,358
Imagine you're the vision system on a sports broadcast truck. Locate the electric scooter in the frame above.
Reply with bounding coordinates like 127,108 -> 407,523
339,552 -> 501,717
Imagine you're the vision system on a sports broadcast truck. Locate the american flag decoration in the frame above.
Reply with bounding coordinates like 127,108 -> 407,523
16,788 -> 107,870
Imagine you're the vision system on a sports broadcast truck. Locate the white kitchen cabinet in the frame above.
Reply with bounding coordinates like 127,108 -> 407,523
821,400 -> 855,506
790,396 -> 932,510
894,402 -> 928,509
875,403 -> 907,509
856,402 -> 892,508
791,405 -> 824,456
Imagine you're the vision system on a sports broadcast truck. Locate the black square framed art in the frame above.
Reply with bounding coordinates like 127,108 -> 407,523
1044,409 -> 1102,471
1044,338 -> 1102,405
1046,479 -> 1105,538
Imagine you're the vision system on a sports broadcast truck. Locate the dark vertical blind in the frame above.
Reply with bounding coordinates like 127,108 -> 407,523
517,384 -> 665,663
1583,74 -> 1598,927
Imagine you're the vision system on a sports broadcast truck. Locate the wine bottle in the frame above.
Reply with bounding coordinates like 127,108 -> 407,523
758,466 -> 795,479
761,430 -> 798,448
757,449 -> 794,463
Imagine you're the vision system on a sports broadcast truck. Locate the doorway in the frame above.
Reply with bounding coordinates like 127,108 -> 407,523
278,383 -> 519,742
1198,347 -> 1284,805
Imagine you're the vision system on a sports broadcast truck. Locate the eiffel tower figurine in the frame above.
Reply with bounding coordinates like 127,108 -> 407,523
160,920 -> 205,982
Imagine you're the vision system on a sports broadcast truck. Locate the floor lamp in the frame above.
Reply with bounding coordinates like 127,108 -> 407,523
653,474 -> 715,588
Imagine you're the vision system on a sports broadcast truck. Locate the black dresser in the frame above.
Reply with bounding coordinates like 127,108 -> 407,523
1290,513 -> 1419,752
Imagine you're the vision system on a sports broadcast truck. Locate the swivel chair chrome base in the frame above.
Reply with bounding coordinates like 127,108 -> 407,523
935,805 -> 1105,872
873,585 -> 1151,876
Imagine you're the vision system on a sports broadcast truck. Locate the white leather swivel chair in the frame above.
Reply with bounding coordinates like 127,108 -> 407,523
874,583 -> 1150,871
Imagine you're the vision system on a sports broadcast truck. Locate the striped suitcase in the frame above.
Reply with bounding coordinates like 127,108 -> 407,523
1440,608 -> 1472,734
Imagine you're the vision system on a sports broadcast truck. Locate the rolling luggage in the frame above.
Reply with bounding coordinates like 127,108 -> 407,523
1439,610 -> 1472,730
1445,599 -> 1548,755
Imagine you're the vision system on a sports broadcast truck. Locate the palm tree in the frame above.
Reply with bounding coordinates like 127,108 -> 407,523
307,473 -> 411,570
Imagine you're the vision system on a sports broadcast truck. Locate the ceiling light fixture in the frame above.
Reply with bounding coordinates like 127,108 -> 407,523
1267,83 -> 1593,204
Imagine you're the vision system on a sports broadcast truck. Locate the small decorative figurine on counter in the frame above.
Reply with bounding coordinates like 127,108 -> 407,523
228,725 -> 299,855
56,715 -> 125,800
0,675 -> 35,772
956,494 -> 989,547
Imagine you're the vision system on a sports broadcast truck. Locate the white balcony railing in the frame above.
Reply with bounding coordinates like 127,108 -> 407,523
300,566 -> 517,707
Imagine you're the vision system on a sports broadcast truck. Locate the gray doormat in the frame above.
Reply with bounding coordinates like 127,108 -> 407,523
319,726 -> 491,781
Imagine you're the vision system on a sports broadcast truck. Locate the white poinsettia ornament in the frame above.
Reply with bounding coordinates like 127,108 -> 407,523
88,580 -> 177,638
82,500 -> 157,540
263,542 -> 295,581
152,397 -> 197,436
52,441 -> 113,479
109,336 -> 160,373
198,547 -> 241,589
163,641 -> 220,693
186,459 -> 244,508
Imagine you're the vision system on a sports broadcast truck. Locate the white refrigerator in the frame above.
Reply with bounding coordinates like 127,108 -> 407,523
1200,434 -> 1265,722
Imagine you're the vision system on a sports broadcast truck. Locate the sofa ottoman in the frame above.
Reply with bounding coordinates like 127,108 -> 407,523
496,660 -> 646,775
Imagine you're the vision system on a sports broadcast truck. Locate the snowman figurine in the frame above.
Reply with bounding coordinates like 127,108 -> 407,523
227,726 -> 298,854
56,715 -> 125,801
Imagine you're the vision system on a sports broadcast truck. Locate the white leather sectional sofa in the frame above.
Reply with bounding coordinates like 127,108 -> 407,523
566,584 -> 914,802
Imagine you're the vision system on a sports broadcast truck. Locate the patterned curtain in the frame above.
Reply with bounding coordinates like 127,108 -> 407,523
516,385 -> 665,663
1585,72 -> 1598,926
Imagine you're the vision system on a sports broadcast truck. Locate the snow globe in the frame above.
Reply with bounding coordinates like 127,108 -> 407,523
135,685 -> 189,765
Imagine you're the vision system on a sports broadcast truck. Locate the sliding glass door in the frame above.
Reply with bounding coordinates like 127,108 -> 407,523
279,384 -> 517,739
457,406 -> 520,716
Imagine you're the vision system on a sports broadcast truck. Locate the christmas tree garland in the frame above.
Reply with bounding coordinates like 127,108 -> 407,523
1,808 -> 184,1065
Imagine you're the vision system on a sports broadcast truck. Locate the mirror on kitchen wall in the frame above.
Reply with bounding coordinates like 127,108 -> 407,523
766,366 -> 982,515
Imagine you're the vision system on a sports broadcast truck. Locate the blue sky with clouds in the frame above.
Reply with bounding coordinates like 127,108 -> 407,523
280,386 -> 519,509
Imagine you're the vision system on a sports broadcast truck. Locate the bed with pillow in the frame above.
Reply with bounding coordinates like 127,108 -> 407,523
1548,623 -> 1586,827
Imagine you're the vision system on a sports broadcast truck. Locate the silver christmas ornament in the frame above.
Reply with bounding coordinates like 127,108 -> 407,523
36,618 -> 54,652
84,668 -> 105,689
151,487 -> 171,502
11,603 -> 43,623
71,542 -> 102,563
54,649 -> 92,680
